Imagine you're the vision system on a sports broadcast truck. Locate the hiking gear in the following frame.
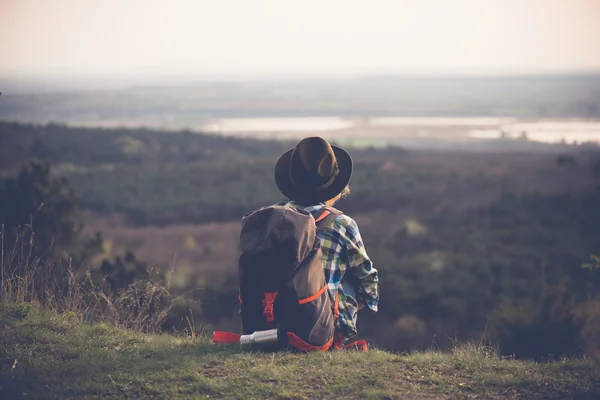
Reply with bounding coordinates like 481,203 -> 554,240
288,201 -> 379,339
342,340 -> 369,352
332,332 -> 369,352
213,331 -> 242,344
275,137 -> 353,204
240,328 -> 279,347
212,328 -> 279,349
237,203 -> 343,351
212,328 -> 367,351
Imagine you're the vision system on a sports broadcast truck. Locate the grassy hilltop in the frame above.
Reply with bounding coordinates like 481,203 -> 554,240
1,303 -> 599,400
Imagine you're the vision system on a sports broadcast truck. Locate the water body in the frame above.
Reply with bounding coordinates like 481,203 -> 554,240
469,121 -> 600,144
202,117 -> 600,144
202,117 -> 355,133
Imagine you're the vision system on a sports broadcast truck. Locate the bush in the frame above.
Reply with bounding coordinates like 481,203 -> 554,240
0,160 -> 79,260
488,261 -> 600,360
0,225 -> 177,333
489,282 -> 586,360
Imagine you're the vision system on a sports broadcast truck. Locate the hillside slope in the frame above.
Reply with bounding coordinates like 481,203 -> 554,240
1,303 -> 598,400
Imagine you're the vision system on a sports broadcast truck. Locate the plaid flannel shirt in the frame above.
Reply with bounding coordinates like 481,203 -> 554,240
288,201 -> 379,338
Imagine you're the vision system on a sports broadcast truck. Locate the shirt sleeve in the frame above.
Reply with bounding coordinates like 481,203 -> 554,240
337,216 -> 379,312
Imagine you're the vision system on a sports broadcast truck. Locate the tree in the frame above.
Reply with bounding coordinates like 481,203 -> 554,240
0,160 -> 79,259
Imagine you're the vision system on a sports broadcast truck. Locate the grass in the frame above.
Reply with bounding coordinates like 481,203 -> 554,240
1,303 -> 599,399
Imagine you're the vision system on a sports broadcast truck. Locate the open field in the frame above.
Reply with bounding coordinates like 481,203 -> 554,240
81,213 -> 241,285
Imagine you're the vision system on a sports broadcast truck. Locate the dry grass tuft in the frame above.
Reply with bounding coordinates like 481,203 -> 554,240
1,224 -> 176,333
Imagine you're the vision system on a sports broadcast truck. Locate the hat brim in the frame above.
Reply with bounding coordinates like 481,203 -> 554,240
274,145 -> 353,204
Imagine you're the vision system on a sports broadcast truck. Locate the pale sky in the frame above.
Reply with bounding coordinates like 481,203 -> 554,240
1,0 -> 599,76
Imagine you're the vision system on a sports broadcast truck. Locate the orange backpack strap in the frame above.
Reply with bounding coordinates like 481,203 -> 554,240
344,340 -> 368,352
314,209 -> 331,223
298,284 -> 327,305
287,332 -> 333,352
314,206 -> 343,232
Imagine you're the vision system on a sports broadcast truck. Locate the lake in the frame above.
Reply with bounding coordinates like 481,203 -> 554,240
202,117 -> 600,145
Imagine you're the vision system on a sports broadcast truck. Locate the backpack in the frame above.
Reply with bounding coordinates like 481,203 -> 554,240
237,203 -> 342,351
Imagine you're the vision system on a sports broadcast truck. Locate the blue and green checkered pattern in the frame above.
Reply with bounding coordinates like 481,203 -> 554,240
288,201 -> 379,338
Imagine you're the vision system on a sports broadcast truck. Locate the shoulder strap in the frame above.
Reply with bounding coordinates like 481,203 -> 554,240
314,206 -> 343,232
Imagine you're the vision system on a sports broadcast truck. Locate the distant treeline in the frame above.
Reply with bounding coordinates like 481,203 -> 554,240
1,121 -> 599,227
1,74 -> 600,125
0,121 -> 409,225
0,121 -> 288,171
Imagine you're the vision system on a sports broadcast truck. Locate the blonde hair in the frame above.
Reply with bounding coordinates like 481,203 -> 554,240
340,185 -> 351,198
326,185 -> 351,206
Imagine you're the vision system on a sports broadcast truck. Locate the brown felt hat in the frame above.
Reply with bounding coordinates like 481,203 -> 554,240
275,137 -> 353,204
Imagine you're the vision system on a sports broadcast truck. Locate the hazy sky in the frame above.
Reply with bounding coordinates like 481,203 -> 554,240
1,0 -> 599,76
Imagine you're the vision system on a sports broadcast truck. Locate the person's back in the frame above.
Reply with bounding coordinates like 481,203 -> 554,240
274,137 -> 379,345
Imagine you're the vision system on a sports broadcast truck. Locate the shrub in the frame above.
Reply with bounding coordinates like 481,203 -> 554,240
489,261 -> 600,360
1,225 -> 176,333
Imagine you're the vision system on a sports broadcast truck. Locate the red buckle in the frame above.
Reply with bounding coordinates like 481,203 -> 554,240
262,292 -> 278,325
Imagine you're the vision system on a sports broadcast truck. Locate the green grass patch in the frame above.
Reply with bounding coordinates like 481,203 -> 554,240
1,302 -> 599,399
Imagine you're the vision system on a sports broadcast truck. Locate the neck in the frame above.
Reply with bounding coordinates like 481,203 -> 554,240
325,198 -> 338,207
